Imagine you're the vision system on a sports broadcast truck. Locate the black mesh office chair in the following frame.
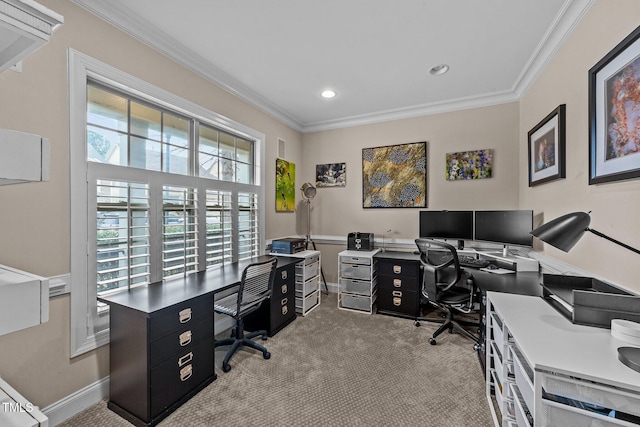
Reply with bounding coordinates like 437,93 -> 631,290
415,238 -> 480,346
214,257 -> 278,372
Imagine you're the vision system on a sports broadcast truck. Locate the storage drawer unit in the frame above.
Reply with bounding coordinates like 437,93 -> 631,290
375,252 -> 421,318
107,293 -> 216,427
271,250 -> 322,316
338,249 -> 379,313
244,258 -> 299,336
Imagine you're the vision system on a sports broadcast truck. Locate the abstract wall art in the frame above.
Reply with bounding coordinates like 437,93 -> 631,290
362,141 -> 426,208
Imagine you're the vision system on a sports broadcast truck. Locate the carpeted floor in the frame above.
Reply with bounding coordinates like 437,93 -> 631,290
58,293 -> 493,426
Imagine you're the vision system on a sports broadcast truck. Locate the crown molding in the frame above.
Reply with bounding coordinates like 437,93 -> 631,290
73,0 -> 594,134
512,0 -> 595,98
72,0 -> 304,132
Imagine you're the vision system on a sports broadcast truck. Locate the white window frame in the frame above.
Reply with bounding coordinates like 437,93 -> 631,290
69,49 -> 266,357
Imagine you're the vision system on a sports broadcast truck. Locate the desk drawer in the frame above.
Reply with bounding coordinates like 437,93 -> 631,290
377,289 -> 419,316
150,315 -> 214,367
339,255 -> 372,266
377,260 -> 420,279
378,274 -> 419,291
149,294 -> 213,341
150,336 -> 214,418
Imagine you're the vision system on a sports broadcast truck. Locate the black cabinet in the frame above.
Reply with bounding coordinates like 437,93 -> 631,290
245,259 -> 298,336
107,293 -> 216,427
375,252 -> 421,318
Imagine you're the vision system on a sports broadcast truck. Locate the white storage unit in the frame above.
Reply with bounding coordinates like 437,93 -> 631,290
0,264 -> 48,336
0,376 -> 47,426
338,249 -> 379,314
271,250 -> 321,316
486,292 -> 640,426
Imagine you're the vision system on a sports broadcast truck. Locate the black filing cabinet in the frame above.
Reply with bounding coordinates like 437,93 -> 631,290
245,257 -> 299,336
107,293 -> 216,427
375,251 -> 421,318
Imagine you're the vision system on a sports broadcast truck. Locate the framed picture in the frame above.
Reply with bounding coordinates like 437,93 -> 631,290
445,149 -> 493,180
528,104 -> 566,187
316,163 -> 346,187
362,141 -> 426,208
589,25 -> 640,185
275,158 -> 295,212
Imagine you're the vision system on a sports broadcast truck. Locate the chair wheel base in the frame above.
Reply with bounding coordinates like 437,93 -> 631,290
222,362 -> 231,372
429,338 -> 437,345
414,321 -> 420,327
263,351 -> 271,359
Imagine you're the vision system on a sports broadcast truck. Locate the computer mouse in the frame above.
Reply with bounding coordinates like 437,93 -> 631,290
487,264 -> 498,270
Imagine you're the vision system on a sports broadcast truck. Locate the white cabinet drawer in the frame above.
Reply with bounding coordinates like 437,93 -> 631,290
340,263 -> 372,280
339,255 -> 372,266
541,399 -> 632,427
511,345 -> 534,413
541,373 -> 640,419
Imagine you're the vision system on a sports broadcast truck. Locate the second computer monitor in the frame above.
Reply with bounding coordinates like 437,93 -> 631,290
474,210 -> 533,255
419,210 -> 474,249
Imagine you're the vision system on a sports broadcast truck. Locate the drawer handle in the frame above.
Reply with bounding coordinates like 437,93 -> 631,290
180,365 -> 193,382
281,270 -> 288,280
393,265 -> 402,274
392,290 -> 402,297
179,308 -> 192,323
393,297 -> 402,306
178,352 -> 193,367
281,284 -> 288,294
281,297 -> 288,306
282,305 -> 288,315
393,279 -> 402,287
179,330 -> 192,347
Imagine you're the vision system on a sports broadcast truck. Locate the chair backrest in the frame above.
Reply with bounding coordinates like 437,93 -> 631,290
415,238 -> 463,301
236,257 -> 278,316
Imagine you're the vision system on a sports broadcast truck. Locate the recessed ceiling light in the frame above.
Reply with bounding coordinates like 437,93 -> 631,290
429,64 -> 449,76
321,90 -> 336,99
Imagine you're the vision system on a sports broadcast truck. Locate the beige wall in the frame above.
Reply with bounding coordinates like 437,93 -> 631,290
0,0 -> 302,407
519,0 -> 640,293
301,103 -> 521,240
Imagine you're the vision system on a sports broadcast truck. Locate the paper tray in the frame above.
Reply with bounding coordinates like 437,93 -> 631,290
541,274 -> 640,328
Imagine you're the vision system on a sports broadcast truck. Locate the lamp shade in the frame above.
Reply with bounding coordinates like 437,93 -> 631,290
301,182 -> 316,200
530,211 -> 591,252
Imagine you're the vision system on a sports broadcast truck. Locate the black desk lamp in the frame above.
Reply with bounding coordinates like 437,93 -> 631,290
530,211 -> 640,374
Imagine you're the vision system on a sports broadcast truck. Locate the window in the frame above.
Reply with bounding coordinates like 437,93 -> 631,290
70,50 -> 266,357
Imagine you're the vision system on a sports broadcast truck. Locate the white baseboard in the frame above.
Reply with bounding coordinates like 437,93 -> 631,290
42,376 -> 108,426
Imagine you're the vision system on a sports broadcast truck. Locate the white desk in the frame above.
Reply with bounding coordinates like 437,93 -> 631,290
486,292 -> 640,426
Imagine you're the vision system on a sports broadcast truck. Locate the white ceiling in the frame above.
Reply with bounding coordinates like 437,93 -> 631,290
73,0 -> 593,132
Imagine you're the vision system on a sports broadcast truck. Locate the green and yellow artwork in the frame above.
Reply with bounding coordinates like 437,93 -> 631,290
275,158 -> 296,212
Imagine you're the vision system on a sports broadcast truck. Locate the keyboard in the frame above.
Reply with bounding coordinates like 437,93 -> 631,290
458,255 -> 490,269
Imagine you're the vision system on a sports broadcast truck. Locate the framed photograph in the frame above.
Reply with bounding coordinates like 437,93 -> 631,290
362,141 -> 426,208
316,163 -> 346,187
528,104 -> 566,187
445,149 -> 493,180
589,25 -> 640,185
275,158 -> 295,212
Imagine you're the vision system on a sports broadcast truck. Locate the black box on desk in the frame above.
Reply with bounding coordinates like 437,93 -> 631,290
271,238 -> 306,254
541,274 -> 640,328
347,232 -> 374,251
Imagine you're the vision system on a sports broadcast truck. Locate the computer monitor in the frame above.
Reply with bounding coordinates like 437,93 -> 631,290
419,210 -> 474,250
474,210 -> 533,256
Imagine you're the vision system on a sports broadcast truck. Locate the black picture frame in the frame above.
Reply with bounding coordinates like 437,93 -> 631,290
589,25 -> 640,185
528,104 -> 566,187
